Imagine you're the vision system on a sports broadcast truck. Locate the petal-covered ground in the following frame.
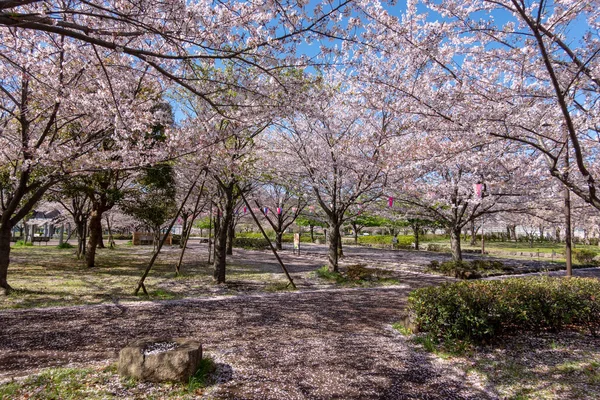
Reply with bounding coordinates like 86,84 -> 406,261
0,283 -> 499,399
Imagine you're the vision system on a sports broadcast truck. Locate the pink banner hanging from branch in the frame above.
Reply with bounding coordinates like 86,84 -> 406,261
474,183 -> 483,199
277,207 -> 282,215
388,196 -> 394,207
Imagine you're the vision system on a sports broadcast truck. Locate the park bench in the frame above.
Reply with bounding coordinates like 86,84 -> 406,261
31,236 -> 51,245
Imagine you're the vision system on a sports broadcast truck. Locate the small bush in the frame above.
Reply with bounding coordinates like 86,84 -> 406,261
427,259 -> 510,279
426,243 -> 450,252
232,237 -> 270,250
13,240 -> 33,247
357,235 -> 414,246
407,277 -> 600,343
57,242 -> 74,249
574,248 -> 597,264
315,265 -> 347,283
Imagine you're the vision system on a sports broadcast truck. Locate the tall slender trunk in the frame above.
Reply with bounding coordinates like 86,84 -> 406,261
338,230 -> 343,256
310,225 -> 314,243
86,209 -> 102,268
275,231 -> 283,251
226,217 -> 235,255
450,227 -> 462,262
470,220 -> 477,246
180,217 -> 188,249
413,224 -> 420,250
352,223 -> 358,244
214,188 -> 235,283
213,213 -> 227,283
0,224 -> 13,294
76,219 -> 87,259
328,220 -> 340,272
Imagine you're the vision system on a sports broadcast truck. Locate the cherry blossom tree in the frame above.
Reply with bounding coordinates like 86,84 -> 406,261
268,83 -> 390,272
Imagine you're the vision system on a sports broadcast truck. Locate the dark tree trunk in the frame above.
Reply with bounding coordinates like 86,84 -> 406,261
327,220 -> 340,272
338,230 -> 343,256
275,231 -> 283,251
0,224 -> 13,294
180,216 -> 188,249
226,217 -> 235,255
470,220 -> 477,246
76,219 -> 87,259
450,227 -> 463,261
96,222 -> 105,249
309,225 -> 315,243
352,222 -> 359,244
412,224 -> 420,250
86,209 -> 103,268
214,186 -> 235,284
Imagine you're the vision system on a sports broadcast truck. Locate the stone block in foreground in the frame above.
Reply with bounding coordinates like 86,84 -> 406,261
118,337 -> 202,382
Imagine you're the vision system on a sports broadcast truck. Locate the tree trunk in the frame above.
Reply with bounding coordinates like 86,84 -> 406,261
412,224 -> 420,250
328,221 -> 340,272
214,187 -> 235,283
226,217 -> 235,255
0,224 -> 13,294
310,225 -> 314,243
338,230 -> 343,256
470,220 -> 477,246
275,231 -> 283,251
213,213 -> 227,283
450,227 -> 462,261
96,222 -> 105,249
180,217 -> 188,249
86,209 -> 103,268
76,219 -> 87,259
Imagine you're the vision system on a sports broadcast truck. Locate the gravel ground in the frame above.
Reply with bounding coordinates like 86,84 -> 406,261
0,283 -> 500,399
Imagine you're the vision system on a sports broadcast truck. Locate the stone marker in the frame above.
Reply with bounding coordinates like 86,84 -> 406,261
118,337 -> 202,382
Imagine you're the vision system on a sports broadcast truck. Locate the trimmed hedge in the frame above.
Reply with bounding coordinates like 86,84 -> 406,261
407,277 -> 600,342
428,260 -> 512,279
232,237 -> 270,250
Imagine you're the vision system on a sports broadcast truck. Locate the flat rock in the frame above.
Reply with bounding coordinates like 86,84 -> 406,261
118,337 -> 202,382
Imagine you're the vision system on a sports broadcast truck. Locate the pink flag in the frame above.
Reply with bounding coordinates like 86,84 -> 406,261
388,196 -> 394,207
277,207 -> 282,215
474,183 -> 483,198
243,206 -> 247,214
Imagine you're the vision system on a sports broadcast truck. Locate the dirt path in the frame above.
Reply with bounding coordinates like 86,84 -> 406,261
0,281 -> 496,399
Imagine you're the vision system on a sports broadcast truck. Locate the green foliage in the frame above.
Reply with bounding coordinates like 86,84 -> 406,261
356,235 -> 413,246
57,242 -> 74,249
315,264 -> 399,286
428,259 -> 511,279
315,265 -> 348,284
0,367 -> 108,399
187,357 -> 217,392
13,240 -> 33,247
425,243 -> 450,252
574,248 -> 597,264
295,215 -> 327,228
232,237 -> 270,250
407,277 -> 600,343
122,164 -> 177,231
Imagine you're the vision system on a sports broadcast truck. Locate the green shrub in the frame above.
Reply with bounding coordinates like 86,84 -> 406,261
427,259 -> 510,279
13,240 -> 33,247
357,235 -> 413,246
574,248 -> 597,264
426,243 -> 450,252
407,277 -> 600,343
315,265 -> 347,283
57,242 -> 74,249
232,237 -> 270,250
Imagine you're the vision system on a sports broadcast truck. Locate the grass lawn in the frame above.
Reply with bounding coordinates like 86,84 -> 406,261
2,244 -> 301,310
